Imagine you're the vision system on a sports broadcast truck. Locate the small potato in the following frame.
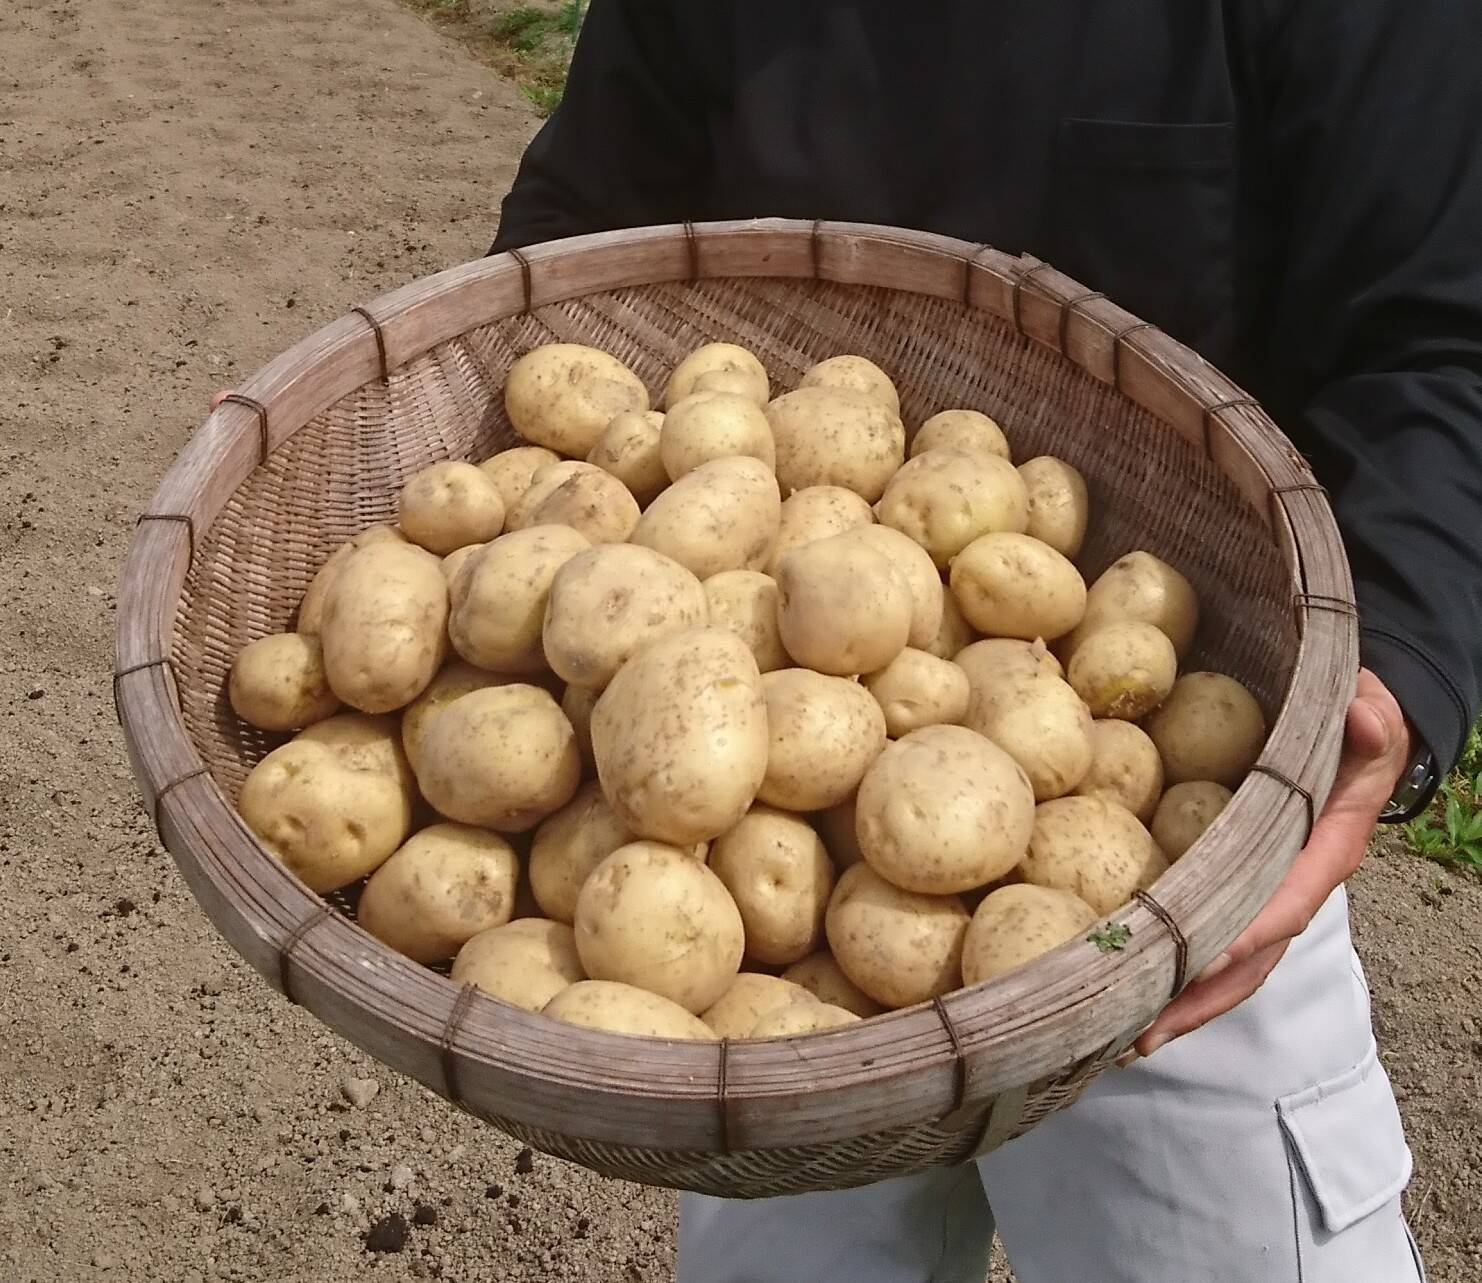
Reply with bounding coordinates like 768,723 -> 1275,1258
479,445 -> 562,513
749,1001 -> 860,1037
765,485 -> 876,574
764,387 -> 906,502
863,648 -> 970,738
950,532 -> 1086,642
660,391 -> 776,480
416,684 -> 580,831
922,592 -> 980,660
816,795 -> 865,870
574,842 -> 744,1013
229,633 -> 340,731
840,524 -> 945,649
528,781 -> 635,924
448,524 -> 591,673
759,669 -> 888,811
710,805 -> 836,966
561,684 -> 600,772
358,824 -> 518,963
452,918 -> 584,1011
825,863 -> 970,1009
1018,456 -> 1089,559
781,950 -> 885,1016
1066,621 -> 1177,720
1074,720 -> 1165,823
521,465 -> 641,545
702,974 -> 818,1039
878,448 -> 1029,569
506,460 -> 597,530
910,409 -> 1011,461
543,544 -> 707,688
1152,781 -> 1234,858
398,460 -> 506,556
629,456 -> 781,579
963,671 -> 1094,802
799,354 -> 900,415
703,570 -> 790,672
296,712 -> 417,802
775,533 -> 913,676
238,740 -> 410,892
586,410 -> 668,507
1144,672 -> 1267,787
505,343 -> 650,456
665,342 -> 769,409
1065,551 -> 1200,661
401,661 -> 524,776
855,725 -> 1035,894
296,524 -> 407,636
961,884 -> 1099,985
1020,796 -> 1169,915
441,543 -> 485,586
542,980 -> 719,1041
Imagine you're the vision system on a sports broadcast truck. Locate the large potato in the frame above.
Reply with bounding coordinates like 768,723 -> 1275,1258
664,342 -> 769,409
586,410 -> 668,507
416,684 -> 580,831
765,387 -> 906,501
448,524 -> 590,673
528,781 -> 635,924
961,884 -> 1099,985
542,980 -> 719,1041
296,712 -> 417,802
765,485 -> 875,575
398,460 -> 506,556
573,842 -> 744,1013
521,465 -> 641,545
1066,621 -> 1177,720
228,633 -> 340,731
759,669 -> 888,811
1064,551 -> 1200,660
296,524 -> 406,636
479,445 -> 562,513
1151,781 -> 1234,858
506,460 -> 597,530
825,863 -> 970,1009
401,661 -> 525,776
950,532 -> 1087,641
781,950 -> 885,1016
710,806 -> 836,966
775,533 -> 913,676
1020,796 -> 1169,914
592,627 -> 768,844
505,343 -> 650,456
702,973 -> 818,1038
1073,720 -> 1165,823
841,524 -> 944,649
358,824 -> 518,963
703,570 -> 790,673
910,409 -> 1010,461
320,541 -> 448,713
1144,672 -> 1266,787
1017,456 -> 1089,559
629,456 -> 781,579
660,391 -> 776,479
922,592 -> 980,660
749,1001 -> 860,1037
963,671 -> 1094,801
862,648 -> 970,738
799,354 -> 900,415
855,725 -> 1035,894
816,795 -> 865,870
451,918 -> 584,1011
543,544 -> 707,688
878,448 -> 1029,569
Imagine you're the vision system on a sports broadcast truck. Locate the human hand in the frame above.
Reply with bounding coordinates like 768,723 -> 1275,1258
210,390 -> 232,410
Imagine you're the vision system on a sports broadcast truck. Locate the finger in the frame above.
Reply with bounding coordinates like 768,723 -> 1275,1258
1130,937 -> 1290,1058
210,390 -> 233,410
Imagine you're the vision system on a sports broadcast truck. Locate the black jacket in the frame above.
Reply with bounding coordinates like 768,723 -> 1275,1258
490,0 -> 1482,773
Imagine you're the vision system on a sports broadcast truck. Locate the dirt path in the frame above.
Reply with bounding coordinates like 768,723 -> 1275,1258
0,1 -> 1478,1281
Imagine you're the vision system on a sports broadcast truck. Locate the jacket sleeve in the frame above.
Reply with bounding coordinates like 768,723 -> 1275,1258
487,0 -> 708,254
1250,0 -> 1482,771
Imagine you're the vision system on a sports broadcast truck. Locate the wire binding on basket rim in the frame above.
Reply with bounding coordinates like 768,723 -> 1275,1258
1110,321 -> 1157,392
350,306 -> 390,381
959,244 -> 992,305
1293,591 -> 1359,620
151,763 -> 209,843
1058,290 -> 1107,355
931,995 -> 970,1117
439,982 -> 480,1106
277,903 -> 337,1005
1009,260 -> 1056,335
715,1038 -> 733,1153
681,221 -> 701,283
216,393 -> 271,464
1200,396 -> 1260,460
507,248 -> 533,313
1248,762 -> 1317,842
1132,890 -> 1189,997
112,656 -> 175,726
136,512 -> 196,563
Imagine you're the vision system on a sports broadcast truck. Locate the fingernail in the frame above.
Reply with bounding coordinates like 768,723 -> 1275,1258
1140,1032 -> 1173,1058
1195,953 -> 1232,984
1114,1048 -> 1139,1069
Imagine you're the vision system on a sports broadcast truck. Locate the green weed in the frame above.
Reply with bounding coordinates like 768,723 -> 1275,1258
1403,721 -> 1482,872
1088,923 -> 1132,954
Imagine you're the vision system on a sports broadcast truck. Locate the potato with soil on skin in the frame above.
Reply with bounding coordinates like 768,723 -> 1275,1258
505,460 -> 597,531
855,724 -> 1035,894
357,823 -> 519,964
709,805 -> 836,966
764,387 -> 906,502
701,973 -> 819,1038
1020,795 -> 1169,915
296,711 -> 417,801
961,884 -> 1100,985
520,464 -> 642,545
228,633 -> 340,732
295,524 -> 407,636
479,445 -> 562,514
1067,621 -> 1178,720
749,1000 -> 861,1037
825,863 -> 970,1009
799,354 -> 901,415
592,627 -> 769,845
1144,672 -> 1267,788
397,460 -> 507,556
950,531 -> 1087,642
909,409 -> 1011,461
840,523 -> 945,650
758,669 -> 888,812
629,456 -> 781,579
1152,781 -> 1235,859
922,592 -> 980,660
765,484 -> 876,575
664,342 -> 770,409
441,542 -> 485,586
448,524 -> 590,673
782,950 -> 885,1016
542,980 -> 719,1041
527,781 -> 636,924
573,841 -> 745,1014
862,648 -> 971,738
543,543 -> 708,689
703,570 -> 790,673
1073,720 -> 1165,823
1063,550 -> 1201,661
1018,456 -> 1089,559
505,343 -> 650,457
400,661 -> 533,776
561,683 -> 600,772
660,391 -> 776,480
963,670 -> 1094,802
416,684 -> 580,832
451,918 -> 585,1011
816,795 -> 865,870
585,410 -> 669,507
775,534 -> 913,676
877,448 -> 1029,570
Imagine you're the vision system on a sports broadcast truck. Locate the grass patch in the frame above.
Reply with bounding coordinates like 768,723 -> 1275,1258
1404,722 -> 1482,872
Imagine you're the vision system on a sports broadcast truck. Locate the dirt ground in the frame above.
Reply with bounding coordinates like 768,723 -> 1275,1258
1,1 -> 1479,1280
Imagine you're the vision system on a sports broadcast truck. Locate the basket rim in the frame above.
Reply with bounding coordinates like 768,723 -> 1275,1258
115,218 -> 1358,1156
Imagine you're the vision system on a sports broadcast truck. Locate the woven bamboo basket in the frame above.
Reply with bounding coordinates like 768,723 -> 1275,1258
115,219 -> 1357,1199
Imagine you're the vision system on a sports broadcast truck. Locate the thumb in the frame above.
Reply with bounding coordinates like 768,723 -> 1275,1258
1345,694 -> 1395,762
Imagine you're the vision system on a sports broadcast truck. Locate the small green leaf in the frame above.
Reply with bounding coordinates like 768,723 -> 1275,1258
1088,923 -> 1132,953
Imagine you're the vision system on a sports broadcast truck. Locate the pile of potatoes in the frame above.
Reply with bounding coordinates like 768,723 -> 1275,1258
228,340 -> 1268,1043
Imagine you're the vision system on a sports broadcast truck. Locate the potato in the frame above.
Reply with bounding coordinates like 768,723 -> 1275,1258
950,532 -> 1086,642
855,725 -> 1035,894
1073,720 -> 1165,823
505,343 -> 650,456
320,541 -> 448,713
451,918 -> 584,1011
1064,551 -> 1200,661
1017,456 -> 1089,559
296,524 -> 407,636
877,448 -> 1029,569
909,409 -> 1010,461
693,368 -> 767,401
573,841 -> 744,1013
448,524 -> 590,673
1151,781 -> 1234,858
963,671 -> 1094,801
416,684 -> 580,831
816,795 -> 865,870
228,633 -> 340,731
775,533 -> 913,676
703,570 -> 789,673
862,648 -> 970,738
543,544 -> 707,688
397,460 -> 506,556
749,1001 -> 860,1037
799,354 -> 900,415
1144,672 -> 1266,787
1020,796 -> 1169,914
961,884 -> 1099,985
764,387 -> 906,501
922,592 -> 980,660
781,950 -> 885,1016
505,460 -> 597,530
759,669 -> 888,811
521,465 -> 641,545
955,637 -> 1063,702
702,973 -> 818,1039
238,740 -> 410,892
840,524 -> 944,649
358,824 -> 518,963
629,456 -> 781,579
585,410 -> 668,507
441,542 -> 485,586
660,391 -> 776,480
296,712 -> 417,801
664,342 -> 769,409
479,445 -> 562,513
542,980 -> 719,1041
765,485 -> 876,574
825,863 -> 970,1009
561,683 -> 600,772
710,806 -> 836,966
401,661 -> 523,776
1066,621 -> 1177,720
592,627 -> 768,844
528,781 -> 635,923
